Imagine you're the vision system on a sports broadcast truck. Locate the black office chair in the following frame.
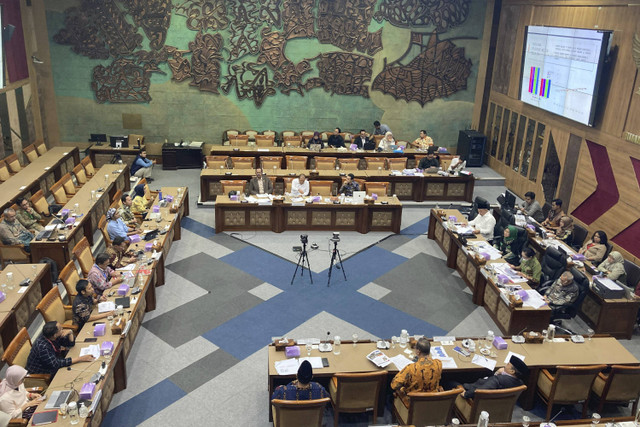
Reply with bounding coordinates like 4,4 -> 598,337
540,246 -> 567,286
623,260 -> 640,290
597,242 -> 614,267
467,196 -> 489,221
571,224 -> 588,251
493,209 -> 515,244
550,267 -> 590,324
542,202 -> 552,219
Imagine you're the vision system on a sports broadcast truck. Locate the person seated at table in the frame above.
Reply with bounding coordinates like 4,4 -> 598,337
391,338 -> 442,408
378,131 -> 395,151
106,236 -> 137,269
72,280 -> 113,331
0,208 -> 33,252
511,247 -> 541,287
410,130 -> 434,149
271,360 -> 329,401
518,191 -> 544,223
541,199 -> 565,228
0,365 -> 44,421
291,174 -> 309,197
548,216 -> 573,244
248,168 -> 274,195
539,271 -> 579,321
306,131 -> 322,148
418,148 -> 440,169
468,201 -> 496,242
130,149 -> 156,181
372,120 -> 391,135
327,128 -> 345,148
460,356 -> 528,398
597,251 -> 627,283
353,129 -> 372,149
106,208 -> 140,242
495,225 -> 520,265
25,321 -> 93,376
339,173 -> 360,196
578,230 -> 608,264
131,184 -> 149,215
88,253 -> 124,296
15,197 -> 43,233
118,194 -> 138,226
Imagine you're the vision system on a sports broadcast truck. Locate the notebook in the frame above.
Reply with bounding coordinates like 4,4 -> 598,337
31,410 -> 58,425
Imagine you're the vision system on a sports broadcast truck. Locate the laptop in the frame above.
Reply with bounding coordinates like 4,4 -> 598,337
352,191 -> 365,204
44,390 -> 72,409
425,166 -> 439,174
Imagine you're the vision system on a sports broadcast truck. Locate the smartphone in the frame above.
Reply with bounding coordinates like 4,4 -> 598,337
321,358 -> 329,367
92,322 -> 105,326
84,338 -> 98,342
453,346 -> 471,357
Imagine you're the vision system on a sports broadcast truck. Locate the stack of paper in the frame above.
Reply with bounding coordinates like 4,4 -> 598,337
389,354 -> 413,370
366,350 -> 391,368
274,357 -> 324,375
80,345 -> 101,359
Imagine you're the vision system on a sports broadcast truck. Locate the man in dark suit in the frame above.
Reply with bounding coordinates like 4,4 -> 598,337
353,129 -> 371,149
248,168 -> 273,195
461,355 -> 528,398
327,128 -> 345,148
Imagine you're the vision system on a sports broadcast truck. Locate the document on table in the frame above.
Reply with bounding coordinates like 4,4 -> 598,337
98,301 -> 116,313
430,346 -> 449,359
468,241 -> 503,260
298,357 -> 323,369
472,354 -> 496,370
80,345 -> 101,359
492,263 -> 528,283
119,263 -> 137,271
389,354 -> 413,371
522,290 -> 547,309
504,351 -> 525,364
439,357 -> 458,369
274,358 -> 299,375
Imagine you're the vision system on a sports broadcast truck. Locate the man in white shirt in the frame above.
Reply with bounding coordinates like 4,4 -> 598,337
468,201 -> 496,241
291,174 -> 309,196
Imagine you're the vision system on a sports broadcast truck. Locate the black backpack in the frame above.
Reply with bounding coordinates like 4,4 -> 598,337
38,257 -> 60,283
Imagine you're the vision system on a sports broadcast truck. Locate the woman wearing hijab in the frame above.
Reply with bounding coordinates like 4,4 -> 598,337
0,366 -> 43,420
378,131 -> 395,151
597,251 -> 627,283
496,225 -> 520,265
307,131 -> 322,148
579,230 -> 608,263
105,208 -> 139,242
131,184 -> 149,214
552,216 -> 573,244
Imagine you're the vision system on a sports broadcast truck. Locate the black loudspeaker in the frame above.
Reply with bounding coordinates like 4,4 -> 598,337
3,24 -> 16,42
457,130 -> 486,167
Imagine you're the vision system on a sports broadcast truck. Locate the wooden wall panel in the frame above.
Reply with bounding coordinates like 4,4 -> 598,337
491,5 -> 522,95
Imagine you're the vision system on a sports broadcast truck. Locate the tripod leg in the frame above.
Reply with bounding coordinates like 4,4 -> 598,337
327,249 -> 338,287
302,252 -> 313,284
290,251 -> 305,285
336,250 -> 347,281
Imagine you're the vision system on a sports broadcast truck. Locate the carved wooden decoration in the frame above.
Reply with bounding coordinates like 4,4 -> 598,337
189,33 -> 224,93
122,0 -> 172,50
259,0 -> 283,29
372,31 -> 472,106
91,58 -> 151,103
53,7 -> 110,59
374,0 -> 471,31
305,52 -> 373,97
168,49 -> 193,82
258,29 -> 311,95
282,0 -> 315,39
633,33 -> 640,95
316,0 -> 382,55
227,0 -> 261,61
174,0 -> 229,32
221,62 -> 276,107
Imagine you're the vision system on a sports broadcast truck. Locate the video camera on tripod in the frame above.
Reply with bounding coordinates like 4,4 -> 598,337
300,234 -> 308,244
330,232 -> 340,242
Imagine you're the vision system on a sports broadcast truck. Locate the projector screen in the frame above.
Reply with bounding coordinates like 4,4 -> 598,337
520,26 -> 612,126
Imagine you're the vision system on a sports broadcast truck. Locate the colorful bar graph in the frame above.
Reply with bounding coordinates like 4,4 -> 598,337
528,67 -> 550,98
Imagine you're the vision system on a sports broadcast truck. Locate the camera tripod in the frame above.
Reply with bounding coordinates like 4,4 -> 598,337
327,239 -> 347,286
291,241 -> 313,285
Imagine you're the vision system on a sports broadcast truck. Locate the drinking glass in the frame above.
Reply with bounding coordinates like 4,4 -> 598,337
59,402 -> 68,419
352,333 -> 358,347
107,315 -> 114,326
104,350 -> 112,363
522,415 -> 530,427
1,283 -> 7,294
587,328 -> 595,341
592,413 -> 601,427
391,336 -> 398,349
306,344 -> 312,356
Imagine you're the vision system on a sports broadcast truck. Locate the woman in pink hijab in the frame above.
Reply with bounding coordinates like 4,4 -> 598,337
0,365 -> 42,420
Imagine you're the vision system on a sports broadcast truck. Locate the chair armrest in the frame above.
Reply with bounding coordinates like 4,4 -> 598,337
541,368 -> 555,382
9,418 -> 28,426
64,305 -> 73,318
26,387 -> 45,394
62,324 -> 78,332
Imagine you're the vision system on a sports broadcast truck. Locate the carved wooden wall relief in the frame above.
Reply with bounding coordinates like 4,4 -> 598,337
227,0 -> 261,61
121,0 -> 172,50
259,0 -> 283,29
316,0 -> 382,55
258,29 -> 311,95
168,49 -> 193,82
221,62 -> 276,107
174,0 -> 229,32
91,58 -> 151,103
282,0 -> 315,39
374,0 -> 471,31
305,52 -> 373,97
372,31 -> 472,106
189,33 -> 224,93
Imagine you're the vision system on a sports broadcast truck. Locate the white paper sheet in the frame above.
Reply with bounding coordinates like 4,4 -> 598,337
98,301 -> 115,313
439,357 -> 458,369
298,357 -> 324,369
390,354 -> 413,371
433,336 -> 455,342
274,358 -> 299,375
504,351 -> 525,364
522,290 -> 547,309
472,354 -> 497,370
80,344 -> 100,359
17,286 -> 27,294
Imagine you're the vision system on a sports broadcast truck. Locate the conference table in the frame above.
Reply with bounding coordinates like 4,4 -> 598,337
0,147 -> 80,213
29,164 -> 130,269
89,145 -> 145,168
0,264 -> 52,360
214,194 -> 402,233
267,336 -> 639,419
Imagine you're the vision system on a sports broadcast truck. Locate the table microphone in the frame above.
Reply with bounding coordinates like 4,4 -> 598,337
318,331 -> 333,352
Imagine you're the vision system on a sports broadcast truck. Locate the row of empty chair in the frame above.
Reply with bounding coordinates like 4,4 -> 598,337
0,141 -> 48,182
206,155 -> 424,170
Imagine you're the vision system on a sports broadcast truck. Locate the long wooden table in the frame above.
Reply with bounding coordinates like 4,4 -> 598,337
268,336 -> 639,419
215,194 -> 402,233
89,145 -> 144,168
29,164 -> 130,269
200,168 -> 474,202
0,147 -> 80,212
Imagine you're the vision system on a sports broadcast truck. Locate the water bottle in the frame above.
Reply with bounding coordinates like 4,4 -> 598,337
399,329 -> 408,348
486,330 -> 495,348
78,402 -> 88,418
158,190 -> 163,201
333,336 -> 341,355
68,401 -> 79,424
478,411 -> 489,427
547,324 -> 556,341
452,418 -> 460,427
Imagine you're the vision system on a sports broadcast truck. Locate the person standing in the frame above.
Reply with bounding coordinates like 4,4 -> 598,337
373,120 -> 391,135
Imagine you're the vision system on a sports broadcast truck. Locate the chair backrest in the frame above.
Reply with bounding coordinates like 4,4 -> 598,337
549,365 -> 605,402
283,135 -> 303,147
1,327 -> 32,367
396,140 -> 409,148
35,141 -> 47,155
542,202 -> 552,219
223,129 -> 239,142
220,180 -> 247,195
286,156 -> 307,169
308,180 -> 333,196
205,156 -> 229,169
570,267 -> 590,310
271,398 -> 329,427
231,157 -> 254,169
373,134 -> 384,144
365,182 -> 389,196
98,215 -> 112,246
365,157 -> 386,170
281,130 -> 297,138
30,190 -> 49,217
112,189 -> 123,205
72,236 -> 94,276
256,135 -> 275,147
229,134 -> 249,146
244,130 -> 258,141
60,173 -> 77,196
263,130 -> 276,138
283,177 -> 294,193
572,224 -> 589,248
22,144 -> 39,163
511,226 -> 528,257
50,181 -> 68,204
72,163 -> 87,185
338,159 -> 359,170
128,134 -> 145,146
0,160 -> 10,181
5,154 -> 21,173
623,260 -> 640,289
468,385 -> 527,423
59,261 -> 81,304
406,388 -> 463,426
0,241 -> 31,266
598,365 -> 640,402
36,287 -> 67,325
261,156 -> 283,170
541,246 -> 566,283
314,157 -> 336,170
81,156 -> 96,177
332,371 -> 387,411
300,130 -> 315,142
387,158 -> 407,170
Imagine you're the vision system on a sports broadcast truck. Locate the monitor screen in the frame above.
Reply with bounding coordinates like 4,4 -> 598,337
110,136 -> 128,148
520,26 -> 612,126
504,190 -> 517,210
90,133 -> 107,142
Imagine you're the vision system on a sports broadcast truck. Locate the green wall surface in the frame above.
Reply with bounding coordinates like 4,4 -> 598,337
45,0 -> 487,148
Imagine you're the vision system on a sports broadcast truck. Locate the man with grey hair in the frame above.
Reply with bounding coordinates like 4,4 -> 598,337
0,208 -> 34,251
541,271 -> 579,320
391,337 -> 442,409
